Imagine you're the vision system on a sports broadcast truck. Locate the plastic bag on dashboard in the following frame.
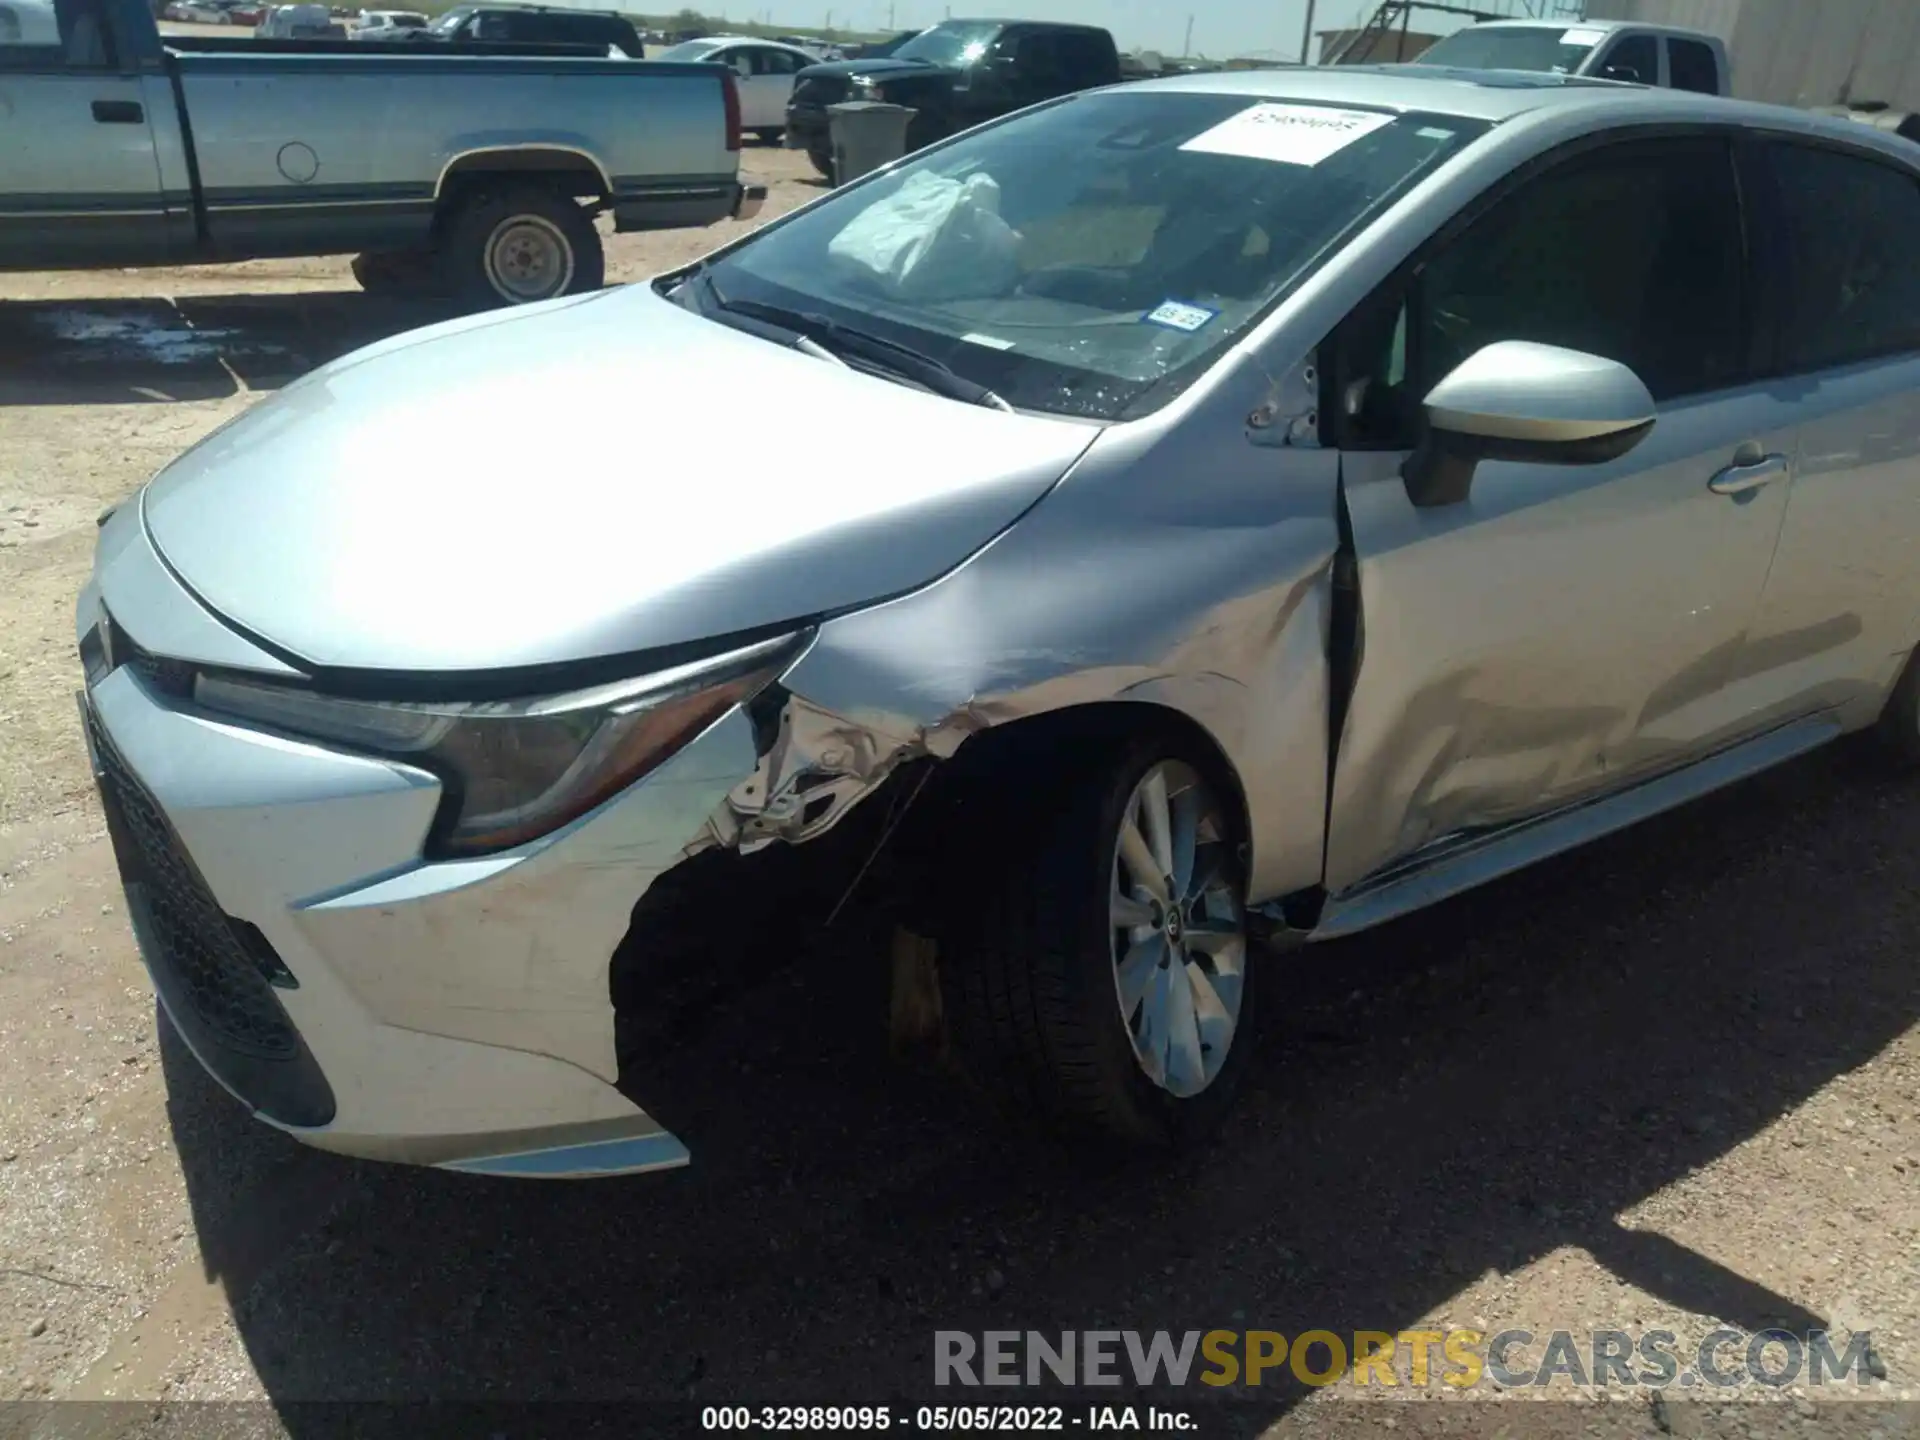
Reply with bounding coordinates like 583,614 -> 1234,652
826,170 -> 1021,301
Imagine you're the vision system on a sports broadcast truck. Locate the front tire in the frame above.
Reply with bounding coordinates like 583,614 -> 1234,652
943,741 -> 1255,1148
437,184 -> 604,308
1873,643 -> 1920,768
807,140 -> 833,179
755,126 -> 785,145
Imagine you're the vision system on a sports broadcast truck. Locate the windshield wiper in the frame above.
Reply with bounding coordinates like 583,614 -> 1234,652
696,274 -> 1014,413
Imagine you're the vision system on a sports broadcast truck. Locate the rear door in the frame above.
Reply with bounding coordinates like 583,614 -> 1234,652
1665,34 -> 1723,94
0,0 -> 169,265
1729,135 -> 1920,728
1322,132 -> 1796,892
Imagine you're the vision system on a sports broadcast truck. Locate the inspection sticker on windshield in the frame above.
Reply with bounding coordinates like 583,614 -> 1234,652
1143,299 -> 1218,334
1561,25 -> 1608,44
1180,102 -> 1395,167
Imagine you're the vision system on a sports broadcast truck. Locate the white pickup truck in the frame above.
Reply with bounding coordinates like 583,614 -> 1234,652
1408,18 -> 1732,94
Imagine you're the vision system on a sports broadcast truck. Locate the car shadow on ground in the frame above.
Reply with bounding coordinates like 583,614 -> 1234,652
0,293 -> 464,406
156,736 -> 1920,1434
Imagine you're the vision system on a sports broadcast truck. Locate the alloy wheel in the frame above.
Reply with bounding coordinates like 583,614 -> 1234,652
1108,760 -> 1246,1098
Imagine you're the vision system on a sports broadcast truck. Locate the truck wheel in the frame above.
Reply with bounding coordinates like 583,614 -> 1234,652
904,112 -> 941,153
755,127 -> 785,145
439,185 -> 604,308
942,741 -> 1256,1148
807,141 -> 834,179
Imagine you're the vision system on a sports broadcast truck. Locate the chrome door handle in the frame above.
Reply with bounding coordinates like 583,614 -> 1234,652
1708,453 -> 1789,496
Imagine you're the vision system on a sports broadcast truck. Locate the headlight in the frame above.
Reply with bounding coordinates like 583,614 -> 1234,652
192,633 -> 805,857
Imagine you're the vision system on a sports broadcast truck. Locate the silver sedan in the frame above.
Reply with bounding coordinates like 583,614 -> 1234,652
75,67 -> 1920,1176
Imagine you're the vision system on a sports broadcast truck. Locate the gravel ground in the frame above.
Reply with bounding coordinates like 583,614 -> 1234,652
1,146 -> 1917,1440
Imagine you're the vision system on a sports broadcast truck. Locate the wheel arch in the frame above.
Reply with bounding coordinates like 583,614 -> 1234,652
434,146 -> 613,207
930,699 -> 1255,860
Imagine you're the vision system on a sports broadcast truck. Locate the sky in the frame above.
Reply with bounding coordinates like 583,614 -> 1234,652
707,0 -> 1481,63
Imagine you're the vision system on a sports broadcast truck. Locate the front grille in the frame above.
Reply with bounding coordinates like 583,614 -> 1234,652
102,615 -> 193,698
86,707 -> 300,1060
792,75 -> 848,108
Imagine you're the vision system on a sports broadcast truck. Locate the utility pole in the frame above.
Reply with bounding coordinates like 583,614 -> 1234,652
1298,0 -> 1317,63
1182,12 -> 1192,56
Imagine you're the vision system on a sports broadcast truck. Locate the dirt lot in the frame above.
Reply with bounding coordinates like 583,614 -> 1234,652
1,147 -> 1917,1439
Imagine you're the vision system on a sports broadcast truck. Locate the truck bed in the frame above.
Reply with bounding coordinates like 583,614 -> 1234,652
2,0 -> 745,279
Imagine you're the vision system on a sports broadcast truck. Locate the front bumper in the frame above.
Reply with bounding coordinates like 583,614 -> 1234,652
77,524 -> 765,1178
785,106 -> 829,149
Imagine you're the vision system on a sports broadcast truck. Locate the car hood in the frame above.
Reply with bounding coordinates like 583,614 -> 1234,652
797,57 -> 948,81
142,285 -> 1097,676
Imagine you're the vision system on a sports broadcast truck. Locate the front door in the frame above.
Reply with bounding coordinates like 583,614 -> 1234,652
0,0 -> 169,266
746,46 -> 800,131
1322,133 -> 1796,893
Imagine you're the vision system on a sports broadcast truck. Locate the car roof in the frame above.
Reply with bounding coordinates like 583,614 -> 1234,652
1456,18 -> 1722,40
943,17 -> 1107,32
1124,65 -> 1920,164
699,36 -> 817,52
475,4 -> 629,15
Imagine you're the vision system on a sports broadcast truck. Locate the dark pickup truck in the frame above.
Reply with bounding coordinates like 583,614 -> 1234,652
784,17 -> 1120,177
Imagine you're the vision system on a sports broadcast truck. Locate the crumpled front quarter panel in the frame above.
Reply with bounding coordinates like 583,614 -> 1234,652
769,353 -> 1342,905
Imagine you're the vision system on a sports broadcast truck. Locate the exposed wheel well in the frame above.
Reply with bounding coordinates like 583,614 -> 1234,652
608,700 -> 1256,1089
924,701 -> 1252,856
436,150 -> 612,211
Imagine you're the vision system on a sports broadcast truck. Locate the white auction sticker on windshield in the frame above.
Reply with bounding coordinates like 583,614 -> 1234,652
1561,25 -> 1607,43
1143,299 -> 1218,333
1180,102 -> 1395,167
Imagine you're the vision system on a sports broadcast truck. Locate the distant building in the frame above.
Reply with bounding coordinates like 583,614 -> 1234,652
1315,25 -> 1444,64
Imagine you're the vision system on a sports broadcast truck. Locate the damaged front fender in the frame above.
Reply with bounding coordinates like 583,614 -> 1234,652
701,352 -> 1344,906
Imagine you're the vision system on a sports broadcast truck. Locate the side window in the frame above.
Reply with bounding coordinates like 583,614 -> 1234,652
1057,32 -> 1109,85
1019,32 -> 1066,85
1764,142 -> 1920,373
1336,137 -> 1746,446
1667,37 -> 1720,94
470,10 -> 509,39
722,47 -> 753,79
1595,32 -> 1657,84
0,0 -> 116,70
755,48 -> 799,75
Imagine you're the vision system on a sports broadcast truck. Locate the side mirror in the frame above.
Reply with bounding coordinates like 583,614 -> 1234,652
1401,340 -> 1656,508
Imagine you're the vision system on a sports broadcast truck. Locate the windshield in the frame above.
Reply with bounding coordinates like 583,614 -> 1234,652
655,38 -> 725,61
697,89 -> 1486,421
427,5 -> 470,31
891,19 -> 999,67
1414,24 -> 1600,74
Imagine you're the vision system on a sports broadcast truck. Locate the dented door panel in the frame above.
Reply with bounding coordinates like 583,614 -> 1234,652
1326,385 -> 1795,896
